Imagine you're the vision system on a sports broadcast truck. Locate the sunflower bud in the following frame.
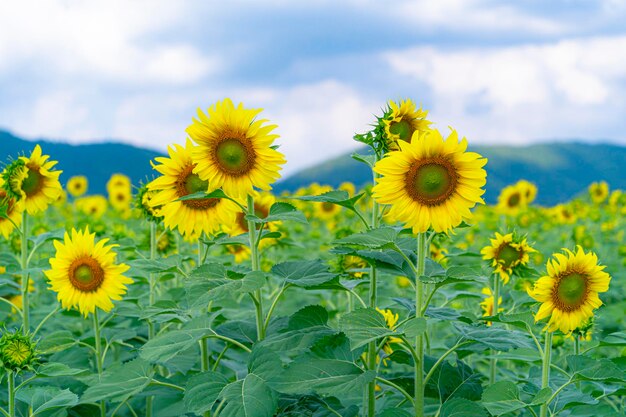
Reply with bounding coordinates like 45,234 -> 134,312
0,329 -> 37,372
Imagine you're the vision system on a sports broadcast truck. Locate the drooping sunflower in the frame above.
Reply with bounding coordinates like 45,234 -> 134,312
148,139 -> 240,239
0,177 -> 24,238
372,129 -> 487,233
383,99 -> 431,151
67,176 -> 88,197
527,246 -> 610,334
187,98 -> 286,198
75,196 -> 108,218
45,228 -> 132,317
135,185 -> 163,223
588,181 -> 608,204
481,232 -> 535,284
2,145 -> 63,215
497,184 -> 527,215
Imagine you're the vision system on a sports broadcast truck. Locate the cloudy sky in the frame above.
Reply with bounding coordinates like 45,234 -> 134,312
1,0 -> 626,175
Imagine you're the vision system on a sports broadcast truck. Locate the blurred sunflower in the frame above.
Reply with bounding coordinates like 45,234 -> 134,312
480,287 -> 503,326
108,186 -> 132,212
67,176 -> 88,197
372,129 -> 487,233
340,255 -> 368,279
45,228 -> 132,317
224,192 -> 275,236
148,139 -> 240,238
516,180 -> 537,204
338,181 -> 356,196
481,232 -> 535,284
588,181 -> 608,204
376,308 -> 403,364
0,177 -> 24,239
527,246 -> 610,334
107,174 -> 131,194
75,196 -> 108,218
227,244 -> 251,263
497,184 -> 527,215
2,145 -> 63,215
187,98 -> 285,198
552,204 -> 576,224
383,99 -> 431,151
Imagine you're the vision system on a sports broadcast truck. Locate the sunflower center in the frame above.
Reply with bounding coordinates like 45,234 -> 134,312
508,192 -> 521,207
236,203 -> 269,232
554,272 -> 588,311
389,120 -> 412,141
4,340 -> 31,366
69,257 -> 105,292
215,137 -> 255,175
321,202 -> 335,212
175,165 -> 219,210
496,244 -> 521,268
21,167 -> 43,197
406,158 -> 457,206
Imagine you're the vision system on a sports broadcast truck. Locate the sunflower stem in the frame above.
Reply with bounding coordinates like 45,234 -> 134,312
93,309 -> 106,417
414,232 -> 427,417
366,168 -> 380,417
20,211 -> 30,331
7,371 -> 15,417
539,331 -> 553,417
574,336 -> 580,356
146,221 -> 157,417
489,273 -> 500,385
247,194 -> 265,341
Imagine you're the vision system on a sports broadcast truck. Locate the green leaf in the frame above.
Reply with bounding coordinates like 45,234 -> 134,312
288,305 -> 329,329
291,190 -> 365,211
186,264 -> 265,308
339,308 -> 397,350
29,228 -> 65,246
399,317 -> 427,338
37,362 -> 88,377
351,152 -> 376,168
37,330 -> 77,354
81,358 -> 153,403
184,371 -> 230,415
481,381 -> 526,415
334,227 -> 400,249
378,410 -> 413,417
567,355 -> 625,382
439,398 -> 487,417
271,358 -> 375,396
248,202 -> 307,224
140,319 -> 210,363
272,260 -> 337,288
457,325 -> 534,351
17,386 -> 78,415
219,374 -> 278,417
177,189 -> 230,202
128,258 -> 182,275
248,346 -> 283,381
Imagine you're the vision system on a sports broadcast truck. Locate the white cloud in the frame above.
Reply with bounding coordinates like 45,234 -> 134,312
384,35 -> 626,144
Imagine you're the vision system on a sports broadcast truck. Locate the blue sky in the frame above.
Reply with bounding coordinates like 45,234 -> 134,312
1,0 -> 626,175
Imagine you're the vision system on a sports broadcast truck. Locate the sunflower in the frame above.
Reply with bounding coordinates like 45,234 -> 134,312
516,180 -> 537,204
338,182 -> 356,196
383,99 -> 431,151
224,192 -> 276,236
552,204 -> 576,224
67,176 -> 88,197
148,139 -> 240,239
75,196 -> 108,218
227,244 -> 251,263
135,185 -> 162,222
340,255 -> 368,279
187,98 -> 285,198
107,174 -> 131,194
480,287 -> 503,326
481,232 -> 535,284
527,246 -> 610,334
372,129 -> 487,233
588,181 -> 608,204
0,177 -> 24,239
376,308 -> 403,364
497,184 -> 527,215
2,145 -> 63,215
44,228 -> 132,317
312,185 -> 342,220
109,186 -> 132,212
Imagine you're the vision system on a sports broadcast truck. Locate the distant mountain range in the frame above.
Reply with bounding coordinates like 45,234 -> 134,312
0,129 -> 622,205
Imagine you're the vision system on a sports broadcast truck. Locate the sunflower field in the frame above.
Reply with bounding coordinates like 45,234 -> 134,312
0,98 -> 624,417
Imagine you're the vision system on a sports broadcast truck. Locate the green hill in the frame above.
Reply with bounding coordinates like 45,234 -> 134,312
0,130 -> 164,195
1,130 -> 622,205
274,143 -> 623,206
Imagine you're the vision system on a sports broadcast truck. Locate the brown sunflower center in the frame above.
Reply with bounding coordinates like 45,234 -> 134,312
496,243 -> 521,268
321,202 -> 335,212
236,203 -> 269,232
405,158 -> 457,206
553,271 -> 588,311
21,166 -> 44,197
389,119 -> 413,142
175,165 -> 219,210
214,137 -> 256,176
69,256 -> 105,292
508,192 -> 521,207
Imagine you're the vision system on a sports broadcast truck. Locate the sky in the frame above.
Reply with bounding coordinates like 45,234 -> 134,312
1,0 -> 626,176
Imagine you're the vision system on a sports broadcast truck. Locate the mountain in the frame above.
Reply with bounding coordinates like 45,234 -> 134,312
1,130 -> 622,205
0,130 -> 164,195
274,142 -> 624,206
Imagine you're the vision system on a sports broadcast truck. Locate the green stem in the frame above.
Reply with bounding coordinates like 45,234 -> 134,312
375,377 -> 415,407
147,222 -> 157,417
539,332 -> 553,417
574,336 -> 580,356
7,372 -> 15,417
414,232 -> 427,417
21,211 -> 29,331
93,310 -> 106,417
489,274 -> 500,385
367,169 -> 380,417
247,194 -> 265,341
32,306 -> 60,336
149,380 -> 185,392
423,341 -> 472,386
263,284 -> 289,332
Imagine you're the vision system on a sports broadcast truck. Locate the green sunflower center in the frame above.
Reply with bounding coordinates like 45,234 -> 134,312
69,257 -> 105,292
508,192 -> 521,207
21,167 -> 44,197
3,340 -> 31,366
185,173 -> 208,194
497,244 -> 521,268
555,272 -> 588,310
406,159 -> 457,206
389,120 -> 412,141
176,165 -> 219,210
215,137 -> 255,175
